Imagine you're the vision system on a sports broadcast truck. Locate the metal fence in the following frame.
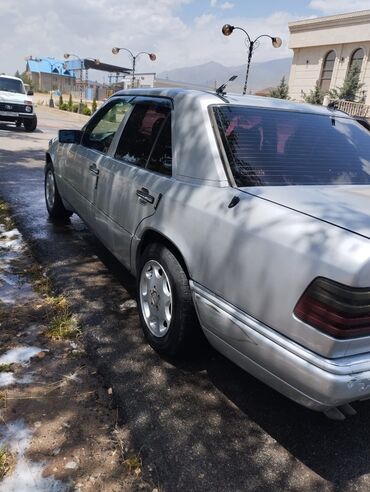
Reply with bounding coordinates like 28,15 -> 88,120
335,100 -> 370,117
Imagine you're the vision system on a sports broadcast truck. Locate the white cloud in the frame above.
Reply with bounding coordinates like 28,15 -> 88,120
220,2 -> 234,9
309,0 -> 370,14
0,1 -> 294,78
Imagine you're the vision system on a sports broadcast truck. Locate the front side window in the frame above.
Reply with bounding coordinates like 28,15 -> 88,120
214,105 -> 370,187
115,100 -> 171,168
82,98 -> 132,153
320,50 -> 336,92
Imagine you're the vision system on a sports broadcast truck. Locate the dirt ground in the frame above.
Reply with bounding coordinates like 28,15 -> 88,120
0,202 -> 158,492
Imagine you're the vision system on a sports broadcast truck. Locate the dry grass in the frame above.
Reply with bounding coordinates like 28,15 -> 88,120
0,446 -> 15,480
43,295 -> 80,340
0,364 -> 13,373
0,202 -> 16,232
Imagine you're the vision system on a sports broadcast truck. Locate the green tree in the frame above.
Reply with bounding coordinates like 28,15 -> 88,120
14,70 -> 21,78
92,97 -> 97,113
19,71 -> 34,90
268,76 -> 289,99
59,94 -> 64,108
68,93 -> 73,112
329,64 -> 364,102
303,83 -> 324,105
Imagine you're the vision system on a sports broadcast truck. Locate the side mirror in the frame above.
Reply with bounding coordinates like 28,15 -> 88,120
27,90 -> 34,96
58,129 -> 82,144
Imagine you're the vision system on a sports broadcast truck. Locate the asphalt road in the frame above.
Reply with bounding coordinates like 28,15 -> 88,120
1,107 -> 370,492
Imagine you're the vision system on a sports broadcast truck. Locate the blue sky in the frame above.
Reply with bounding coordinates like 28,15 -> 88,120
179,0 -> 315,23
1,0 -> 370,76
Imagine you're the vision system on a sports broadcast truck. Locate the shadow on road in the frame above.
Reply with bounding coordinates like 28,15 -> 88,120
1,156 -> 370,490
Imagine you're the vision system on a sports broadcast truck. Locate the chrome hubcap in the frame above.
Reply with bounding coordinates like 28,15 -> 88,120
46,170 -> 55,209
139,260 -> 172,337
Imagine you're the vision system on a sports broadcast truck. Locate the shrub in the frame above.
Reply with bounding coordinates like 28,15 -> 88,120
59,103 -> 69,111
303,83 -> 324,105
72,104 -> 79,113
68,93 -> 73,111
58,94 -> 63,108
82,105 -> 92,116
268,77 -> 289,99
92,97 -> 97,113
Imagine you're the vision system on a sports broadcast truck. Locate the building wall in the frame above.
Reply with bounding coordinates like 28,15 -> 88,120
27,71 -> 76,93
288,11 -> 370,104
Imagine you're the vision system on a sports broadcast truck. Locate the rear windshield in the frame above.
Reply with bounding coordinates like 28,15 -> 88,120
213,105 -> 370,186
0,77 -> 25,94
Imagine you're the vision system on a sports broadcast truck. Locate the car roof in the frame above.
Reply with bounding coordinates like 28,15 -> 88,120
112,87 -> 347,118
0,75 -> 23,82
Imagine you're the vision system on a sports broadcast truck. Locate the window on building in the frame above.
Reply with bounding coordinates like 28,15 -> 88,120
320,50 -> 336,92
350,48 -> 364,72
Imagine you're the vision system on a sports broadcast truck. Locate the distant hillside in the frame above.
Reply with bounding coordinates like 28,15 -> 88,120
158,58 -> 292,93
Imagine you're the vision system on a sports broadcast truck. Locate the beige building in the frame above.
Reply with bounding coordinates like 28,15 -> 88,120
288,10 -> 370,104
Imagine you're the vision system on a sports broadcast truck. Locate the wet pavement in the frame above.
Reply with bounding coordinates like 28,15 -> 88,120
1,107 -> 370,491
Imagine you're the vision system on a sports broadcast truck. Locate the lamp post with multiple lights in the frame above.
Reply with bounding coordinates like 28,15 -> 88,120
31,58 -> 60,107
222,24 -> 282,95
111,47 -> 156,88
63,53 -> 85,113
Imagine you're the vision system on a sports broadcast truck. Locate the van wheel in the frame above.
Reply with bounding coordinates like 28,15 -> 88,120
45,163 -> 72,220
137,243 -> 198,357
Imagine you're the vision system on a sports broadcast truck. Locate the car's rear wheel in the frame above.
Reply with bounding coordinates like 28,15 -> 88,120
23,116 -> 37,132
137,243 -> 199,357
45,163 -> 72,220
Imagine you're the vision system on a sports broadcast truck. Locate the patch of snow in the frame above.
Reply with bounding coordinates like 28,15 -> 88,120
0,369 -> 35,388
0,228 -> 23,252
0,346 -> 44,365
0,420 -> 68,492
0,372 -> 15,387
119,299 -> 137,310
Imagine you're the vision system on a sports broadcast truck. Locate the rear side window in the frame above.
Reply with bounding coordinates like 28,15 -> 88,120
115,101 -> 171,168
147,115 -> 172,175
213,105 -> 370,186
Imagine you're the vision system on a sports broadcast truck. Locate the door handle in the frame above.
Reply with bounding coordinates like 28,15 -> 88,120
136,187 -> 154,204
89,164 -> 99,176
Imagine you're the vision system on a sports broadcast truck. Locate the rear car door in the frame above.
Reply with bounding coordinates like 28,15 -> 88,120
94,97 -> 173,268
62,97 -> 131,224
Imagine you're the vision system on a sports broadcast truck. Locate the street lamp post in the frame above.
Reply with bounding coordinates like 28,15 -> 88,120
222,24 -> 282,95
112,47 -> 156,88
64,53 -> 84,113
33,58 -> 60,107
43,60 -> 60,108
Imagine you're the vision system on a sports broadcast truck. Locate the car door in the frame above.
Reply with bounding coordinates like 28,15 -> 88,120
93,97 -> 173,269
62,97 -> 132,224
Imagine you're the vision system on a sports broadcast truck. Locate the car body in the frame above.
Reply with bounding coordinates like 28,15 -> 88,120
45,88 -> 370,419
0,75 -> 37,131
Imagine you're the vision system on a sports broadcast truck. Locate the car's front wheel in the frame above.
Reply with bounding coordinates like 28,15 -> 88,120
137,243 -> 199,357
45,163 -> 72,221
23,116 -> 37,132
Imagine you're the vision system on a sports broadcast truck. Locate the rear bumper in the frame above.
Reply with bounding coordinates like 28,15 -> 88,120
191,281 -> 370,411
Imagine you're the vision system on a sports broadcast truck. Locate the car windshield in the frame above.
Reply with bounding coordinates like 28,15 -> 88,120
213,105 -> 370,186
0,77 -> 25,94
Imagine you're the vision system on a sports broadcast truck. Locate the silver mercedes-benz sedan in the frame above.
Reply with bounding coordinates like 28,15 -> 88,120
45,88 -> 370,419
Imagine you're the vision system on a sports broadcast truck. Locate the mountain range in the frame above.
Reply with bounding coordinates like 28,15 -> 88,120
157,58 -> 292,93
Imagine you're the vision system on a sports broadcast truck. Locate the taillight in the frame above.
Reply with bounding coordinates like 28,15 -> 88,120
294,277 -> 370,338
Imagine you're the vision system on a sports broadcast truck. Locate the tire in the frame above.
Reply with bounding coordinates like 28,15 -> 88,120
45,163 -> 72,220
137,243 -> 199,357
23,116 -> 37,132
